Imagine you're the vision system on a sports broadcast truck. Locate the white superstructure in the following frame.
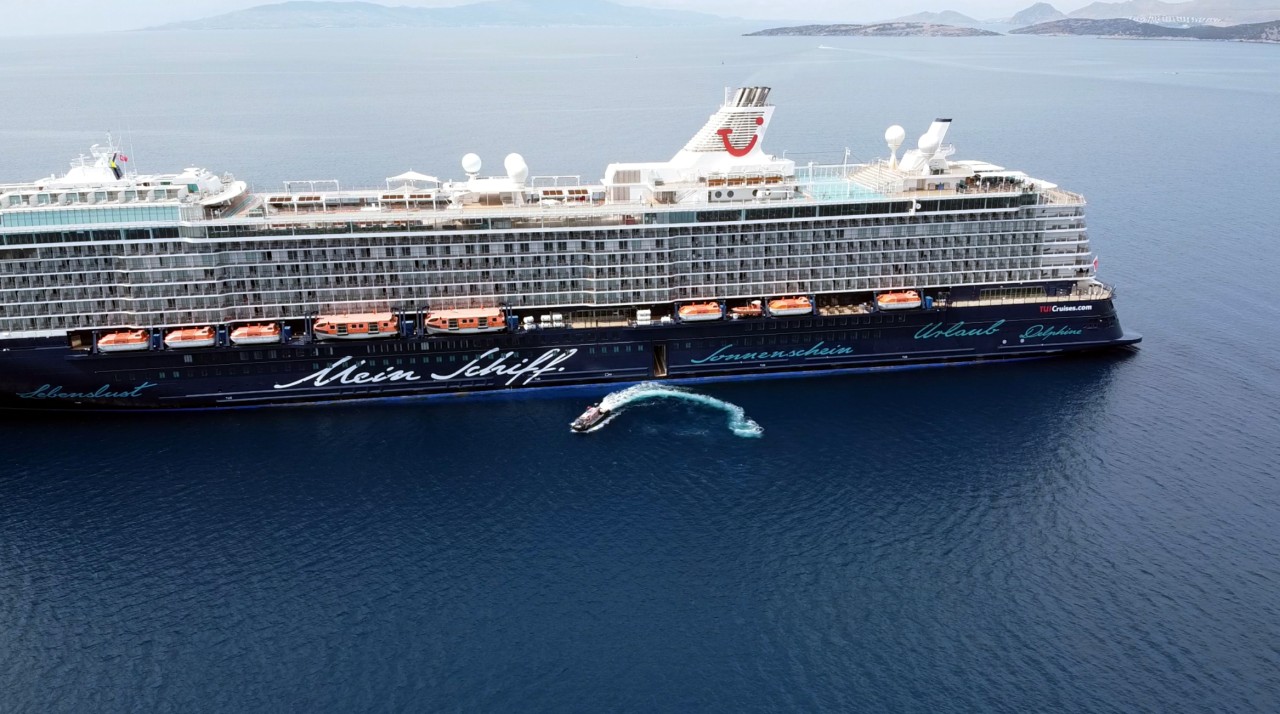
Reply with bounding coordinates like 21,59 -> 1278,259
0,88 -> 1096,338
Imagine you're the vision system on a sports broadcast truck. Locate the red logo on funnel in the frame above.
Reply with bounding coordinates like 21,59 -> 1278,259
716,116 -> 764,157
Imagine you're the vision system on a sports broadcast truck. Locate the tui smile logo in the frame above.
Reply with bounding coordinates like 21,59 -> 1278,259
716,116 -> 764,157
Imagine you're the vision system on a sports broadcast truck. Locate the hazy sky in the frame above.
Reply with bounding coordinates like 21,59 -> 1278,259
1,0 -> 1099,37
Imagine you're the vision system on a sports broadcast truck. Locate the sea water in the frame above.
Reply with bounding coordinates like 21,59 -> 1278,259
1,28 -> 1278,712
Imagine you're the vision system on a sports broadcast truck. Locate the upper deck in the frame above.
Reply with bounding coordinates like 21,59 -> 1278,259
0,87 -> 1081,237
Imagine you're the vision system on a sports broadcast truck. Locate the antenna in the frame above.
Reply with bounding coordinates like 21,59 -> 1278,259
126,115 -> 137,177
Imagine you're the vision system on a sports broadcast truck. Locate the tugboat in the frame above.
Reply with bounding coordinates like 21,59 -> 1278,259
571,403 -> 611,433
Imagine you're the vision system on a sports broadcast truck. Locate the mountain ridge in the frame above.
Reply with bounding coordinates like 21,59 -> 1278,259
1012,16 -> 1280,38
1011,3 -> 1068,26
145,0 -> 734,31
888,11 -> 981,25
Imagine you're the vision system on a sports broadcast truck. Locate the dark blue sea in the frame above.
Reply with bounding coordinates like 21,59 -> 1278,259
2,28 -> 1279,713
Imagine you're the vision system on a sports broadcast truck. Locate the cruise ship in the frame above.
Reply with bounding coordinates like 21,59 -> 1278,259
0,87 -> 1140,410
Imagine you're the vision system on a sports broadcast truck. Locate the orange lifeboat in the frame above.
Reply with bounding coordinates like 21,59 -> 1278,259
876,291 -> 922,310
97,329 -> 149,353
314,313 -> 398,340
424,308 -> 507,335
767,296 -> 812,317
731,300 -> 763,318
230,323 -> 281,346
678,302 -> 723,322
164,326 -> 215,349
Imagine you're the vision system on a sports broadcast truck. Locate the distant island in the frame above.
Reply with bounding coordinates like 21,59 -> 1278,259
145,0 -> 731,31
747,23 -> 1001,38
1012,17 -> 1280,41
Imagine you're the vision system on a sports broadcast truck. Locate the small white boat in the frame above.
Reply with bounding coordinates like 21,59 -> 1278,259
571,403 -> 611,433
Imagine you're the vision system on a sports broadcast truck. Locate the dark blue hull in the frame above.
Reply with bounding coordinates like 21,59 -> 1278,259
0,298 -> 1139,411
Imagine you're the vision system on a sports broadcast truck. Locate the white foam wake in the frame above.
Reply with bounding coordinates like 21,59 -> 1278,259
583,382 -> 763,438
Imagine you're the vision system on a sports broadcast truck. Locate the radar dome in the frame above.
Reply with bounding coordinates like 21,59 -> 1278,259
504,153 -> 529,184
884,125 -> 906,148
461,153 -> 482,175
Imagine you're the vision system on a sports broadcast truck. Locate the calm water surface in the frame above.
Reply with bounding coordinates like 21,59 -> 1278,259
1,28 -> 1278,713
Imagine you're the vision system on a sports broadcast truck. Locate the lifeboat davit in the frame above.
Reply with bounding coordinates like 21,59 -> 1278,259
424,308 -> 506,335
230,323 -> 281,345
571,403 -> 611,433
731,300 -> 763,318
767,296 -> 813,317
314,313 -> 398,340
678,302 -> 723,322
164,326 -> 216,349
876,291 -> 922,310
97,329 -> 150,353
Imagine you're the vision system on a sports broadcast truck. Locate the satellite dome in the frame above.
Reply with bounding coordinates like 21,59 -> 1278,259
461,153 -> 482,175
504,153 -> 529,184
885,125 -> 906,147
